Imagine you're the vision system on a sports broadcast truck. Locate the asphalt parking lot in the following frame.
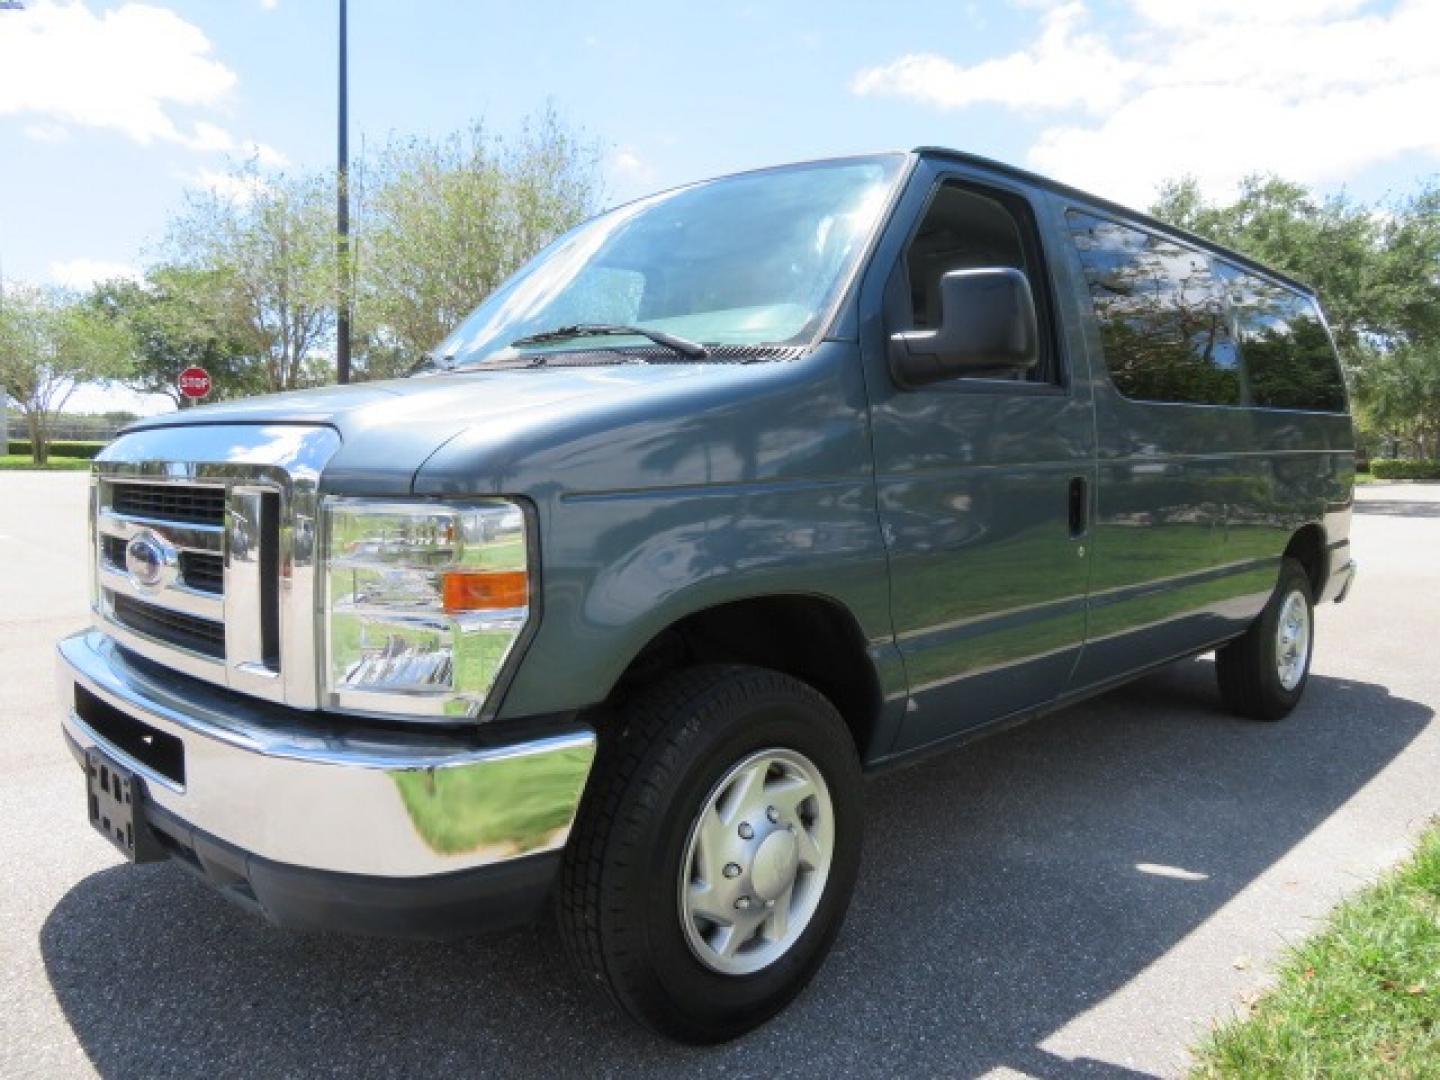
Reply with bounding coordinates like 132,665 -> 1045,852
2,472 -> 1437,1079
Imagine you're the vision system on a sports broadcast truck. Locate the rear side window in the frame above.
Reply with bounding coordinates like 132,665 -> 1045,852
1067,211 -> 1241,406
1219,268 -> 1347,412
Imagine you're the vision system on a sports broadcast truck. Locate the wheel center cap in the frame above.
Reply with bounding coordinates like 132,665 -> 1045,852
750,829 -> 800,901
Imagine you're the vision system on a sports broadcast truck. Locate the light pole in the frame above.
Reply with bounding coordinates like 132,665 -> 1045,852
335,0 -> 351,384
0,0 -> 18,445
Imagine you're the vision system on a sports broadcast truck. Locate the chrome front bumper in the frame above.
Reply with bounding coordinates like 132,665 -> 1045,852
57,630 -> 596,880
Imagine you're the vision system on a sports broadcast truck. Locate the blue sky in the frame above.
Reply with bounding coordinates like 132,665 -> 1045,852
2,0 -> 1436,412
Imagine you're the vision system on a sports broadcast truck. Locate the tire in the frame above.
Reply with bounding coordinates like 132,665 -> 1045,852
556,664 -> 863,1043
1215,557 -> 1315,722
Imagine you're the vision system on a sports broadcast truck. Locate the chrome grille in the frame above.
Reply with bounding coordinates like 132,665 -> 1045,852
99,534 -> 126,568
111,482 -> 227,526
111,594 -> 226,659
90,424 -> 341,709
179,552 -> 224,594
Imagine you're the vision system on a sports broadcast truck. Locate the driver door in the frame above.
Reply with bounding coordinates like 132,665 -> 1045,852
859,163 -> 1096,754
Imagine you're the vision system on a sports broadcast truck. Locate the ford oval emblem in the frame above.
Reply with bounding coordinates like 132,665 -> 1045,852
124,530 -> 173,590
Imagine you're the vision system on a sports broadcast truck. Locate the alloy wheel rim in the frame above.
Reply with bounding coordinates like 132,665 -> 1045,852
1275,590 -> 1311,691
678,747 -> 835,976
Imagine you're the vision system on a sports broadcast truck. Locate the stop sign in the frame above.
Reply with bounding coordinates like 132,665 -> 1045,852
178,366 -> 212,400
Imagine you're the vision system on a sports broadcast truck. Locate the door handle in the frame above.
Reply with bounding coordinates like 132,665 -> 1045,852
1068,476 -> 1088,538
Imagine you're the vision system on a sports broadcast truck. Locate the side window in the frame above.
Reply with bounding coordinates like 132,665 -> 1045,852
1221,268 -> 1347,412
1067,211 -> 1242,406
901,182 -> 1058,383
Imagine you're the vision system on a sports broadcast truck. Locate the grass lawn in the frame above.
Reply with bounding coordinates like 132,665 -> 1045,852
0,455 -> 91,471
1193,821 -> 1440,1078
1355,470 -> 1376,485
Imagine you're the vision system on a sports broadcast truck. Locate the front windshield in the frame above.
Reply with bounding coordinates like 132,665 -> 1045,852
434,154 -> 906,367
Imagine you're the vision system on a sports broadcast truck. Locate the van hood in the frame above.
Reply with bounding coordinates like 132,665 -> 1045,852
122,363 -> 773,496
126,366 -> 725,431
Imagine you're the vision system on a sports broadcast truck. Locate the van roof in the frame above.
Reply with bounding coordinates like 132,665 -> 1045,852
912,146 -> 1318,297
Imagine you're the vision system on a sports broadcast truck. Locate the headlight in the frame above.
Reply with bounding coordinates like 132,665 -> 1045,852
322,498 -> 532,719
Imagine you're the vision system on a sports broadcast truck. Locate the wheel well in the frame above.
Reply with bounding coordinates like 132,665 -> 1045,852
1284,525 -> 1327,598
605,596 -> 883,759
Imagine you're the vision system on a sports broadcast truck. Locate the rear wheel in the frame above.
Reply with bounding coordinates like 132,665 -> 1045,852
557,665 -> 862,1043
1215,557 -> 1315,721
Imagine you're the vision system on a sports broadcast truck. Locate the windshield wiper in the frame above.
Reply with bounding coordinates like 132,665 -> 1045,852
509,323 -> 709,360
407,350 -> 458,375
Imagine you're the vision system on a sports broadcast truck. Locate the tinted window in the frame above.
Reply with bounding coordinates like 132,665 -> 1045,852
1068,211 -> 1241,405
1220,268 -> 1347,412
902,182 -> 1056,383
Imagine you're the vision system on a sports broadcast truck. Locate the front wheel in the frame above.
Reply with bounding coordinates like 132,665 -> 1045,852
1215,557 -> 1315,721
556,665 -> 862,1043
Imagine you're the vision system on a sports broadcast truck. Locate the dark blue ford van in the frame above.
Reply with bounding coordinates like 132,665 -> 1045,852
58,149 -> 1355,1041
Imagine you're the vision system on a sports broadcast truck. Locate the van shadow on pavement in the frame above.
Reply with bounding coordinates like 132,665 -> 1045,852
40,660 -> 1431,1079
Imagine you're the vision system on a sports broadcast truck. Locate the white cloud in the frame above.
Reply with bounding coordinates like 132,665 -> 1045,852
259,0 -> 280,9
251,142 -> 289,168
610,147 -> 656,186
0,1 -> 284,165
184,120 -> 238,153
0,2 -> 236,145
851,0 -> 1440,207
23,122 -> 69,144
48,258 -> 141,291
1128,0 -> 1369,29
186,168 -> 270,205
852,3 -> 1141,114
180,120 -> 288,166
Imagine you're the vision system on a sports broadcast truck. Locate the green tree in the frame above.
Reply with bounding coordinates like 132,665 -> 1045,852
1370,183 -> 1440,352
0,286 -> 135,464
164,167 -> 335,394
90,266 -> 261,407
1353,344 -> 1440,459
354,107 -> 602,378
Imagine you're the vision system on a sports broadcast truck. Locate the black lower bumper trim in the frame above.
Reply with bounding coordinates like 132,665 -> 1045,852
145,799 -> 560,939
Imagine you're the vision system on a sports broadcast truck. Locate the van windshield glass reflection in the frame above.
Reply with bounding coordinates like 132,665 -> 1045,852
433,155 -> 905,367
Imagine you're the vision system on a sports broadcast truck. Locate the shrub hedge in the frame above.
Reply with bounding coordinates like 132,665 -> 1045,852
1369,458 -> 1440,480
5,440 -> 107,460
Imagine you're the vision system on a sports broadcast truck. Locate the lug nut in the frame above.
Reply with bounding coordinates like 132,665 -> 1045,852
723,862 -> 742,879
738,822 -> 754,840
735,896 -> 752,910
766,806 -> 780,823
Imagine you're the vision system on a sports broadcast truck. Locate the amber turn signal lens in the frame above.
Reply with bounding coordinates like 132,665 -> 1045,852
441,569 -> 529,612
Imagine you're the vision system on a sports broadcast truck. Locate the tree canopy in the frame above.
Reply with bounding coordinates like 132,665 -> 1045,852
90,266 -> 260,407
1,109 -> 602,462
354,108 -> 602,378
0,285 -> 135,464
163,167 -> 337,395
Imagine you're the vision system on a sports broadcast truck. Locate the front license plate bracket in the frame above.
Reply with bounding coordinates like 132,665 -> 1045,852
86,749 -> 166,864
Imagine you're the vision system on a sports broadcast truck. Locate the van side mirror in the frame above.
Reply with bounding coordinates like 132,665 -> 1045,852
889,268 -> 1039,388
